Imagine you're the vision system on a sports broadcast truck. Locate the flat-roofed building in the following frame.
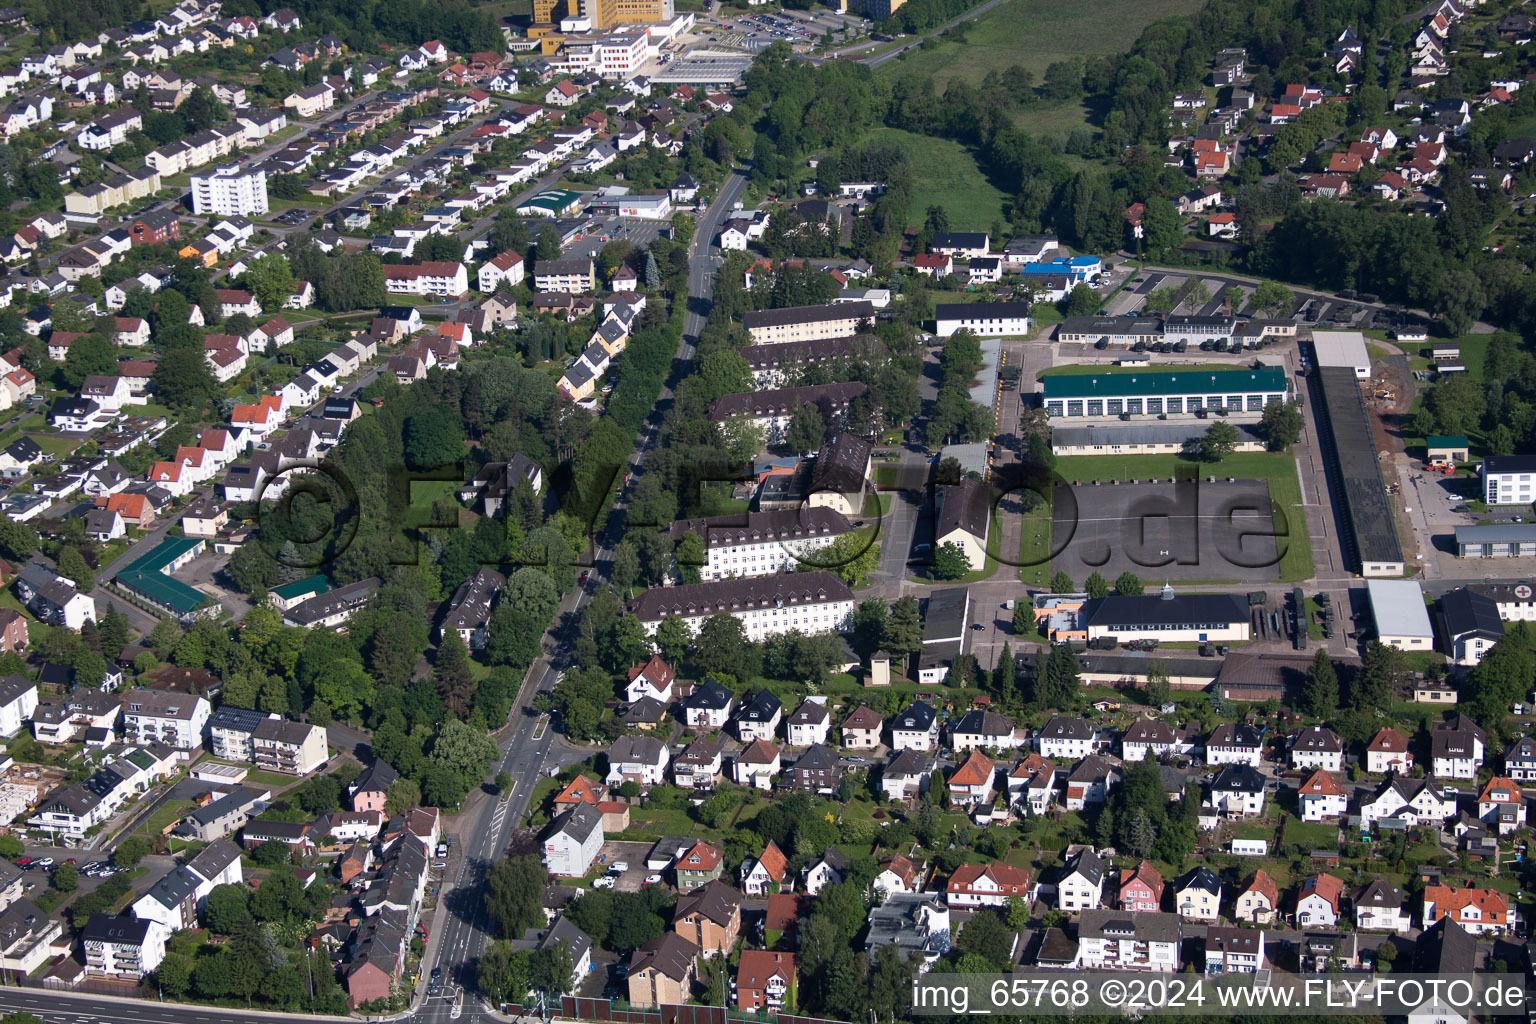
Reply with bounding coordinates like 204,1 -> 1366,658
1084,592 -> 1250,644
1310,330 -> 1371,379
1043,367 -> 1288,418
1050,422 -> 1266,456
1365,578 -> 1433,650
1455,523 -> 1536,558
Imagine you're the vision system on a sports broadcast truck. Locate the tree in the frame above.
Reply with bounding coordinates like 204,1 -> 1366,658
1375,939 -> 1398,973
883,596 -> 922,656
1140,196 -> 1182,256
486,855 -> 550,938
60,332 -> 116,390
932,541 -> 971,580
1259,399 -> 1303,451
1250,279 -> 1294,318
433,628 -> 476,719
1201,420 -> 1240,461
252,840 -> 290,866
1113,572 -> 1143,596
1354,641 -> 1409,708
694,613 -> 757,681
52,863 -> 78,892
1035,643 -> 1080,710
240,253 -> 297,313
535,226 -> 561,263
157,952 -> 193,999
97,605 -> 130,661
429,718 -> 500,805
653,616 -> 693,667
0,836 -> 22,860
404,405 -> 466,468
1301,648 -> 1339,718
1084,572 -> 1109,599
385,778 -> 422,816
1050,570 -> 1075,593
785,402 -> 825,453
1063,283 -> 1098,316
801,532 -> 878,586
1012,601 -> 1033,636
479,941 -> 533,1005
151,355 -> 218,412
113,835 -> 149,869
1145,660 -> 1171,707
675,530 -> 705,585
495,770 -> 512,794
56,546 -> 95,592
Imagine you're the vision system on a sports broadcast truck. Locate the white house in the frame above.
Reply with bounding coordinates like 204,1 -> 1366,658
1354,879 -> 1408,933
604,736 -> 670,787
1037,716 -> 1095,760
1055,848 -> 1105,914
1297,768 -> 1347,821
541,804 -> 604,877
1295,875 -> 1342,928
1075,910 -> 1181,972
1290,726 -> 1346,772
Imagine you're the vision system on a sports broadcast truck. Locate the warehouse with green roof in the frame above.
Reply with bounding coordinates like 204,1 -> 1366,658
1042,366 -> 1289,418
113,536 -> 216,623
515,189 -> 583,218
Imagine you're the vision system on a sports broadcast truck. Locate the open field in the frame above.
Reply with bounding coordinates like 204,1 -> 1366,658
873,0 -> 1204,139
1052,451 -> 1315,581
855,128 -> 1008,230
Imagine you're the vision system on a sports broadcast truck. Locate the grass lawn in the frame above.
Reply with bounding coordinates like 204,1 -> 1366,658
1018,506 -> 1051,587
134,403 -> 174,421
854,127 -> 1008,231
873,0 -> 1204,141
28,434 -> 81,458
617,805 -> 701,841
1284,817 -> 1342,850
1051,450 -> 1315,581
407,479 -> 459,524
133,798 -> 196,837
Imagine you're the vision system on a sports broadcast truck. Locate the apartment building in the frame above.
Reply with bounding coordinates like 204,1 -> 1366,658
120,689 -> 211,751
629,572 -> 854,643
742,301 -> 874,345
190,164 -> 268,216
252,717 -> 327,775
666,507 -> 852,581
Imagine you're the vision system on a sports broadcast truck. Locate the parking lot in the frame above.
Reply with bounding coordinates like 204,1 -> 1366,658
561,217 -> 664,261
593,840 -> 657,893
1051,478 -> 1282,583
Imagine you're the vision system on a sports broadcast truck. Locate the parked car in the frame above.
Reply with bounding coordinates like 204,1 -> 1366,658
643,874 -> 663,886
592,875 -> 616,889
608,861 -> 629,874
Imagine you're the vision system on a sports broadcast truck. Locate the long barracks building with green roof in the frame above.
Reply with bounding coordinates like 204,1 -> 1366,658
1041,366 -> 1290,419
113,536 -> 218,623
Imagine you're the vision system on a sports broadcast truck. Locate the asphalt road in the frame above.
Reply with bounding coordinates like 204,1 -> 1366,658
417,164 -> 753,1024
854,0 -> 1010,67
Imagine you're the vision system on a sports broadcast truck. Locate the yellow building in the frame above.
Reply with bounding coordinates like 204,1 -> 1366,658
533,0 -> 671,30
